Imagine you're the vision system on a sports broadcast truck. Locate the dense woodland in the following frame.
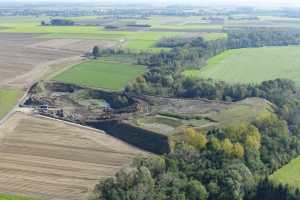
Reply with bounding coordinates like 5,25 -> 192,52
96,28 -> 300,200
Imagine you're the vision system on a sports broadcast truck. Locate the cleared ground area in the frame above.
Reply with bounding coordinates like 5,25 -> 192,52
0,112 -> 146,200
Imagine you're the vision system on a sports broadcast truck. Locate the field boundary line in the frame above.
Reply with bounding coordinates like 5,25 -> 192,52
40,56 -> 85,81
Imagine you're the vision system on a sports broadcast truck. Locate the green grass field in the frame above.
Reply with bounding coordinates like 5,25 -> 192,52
0,89 -> 22,119
184,46 -> 300,85
53,57 -> 147,90
0,194 -> 36,200
270,155 -> 300,188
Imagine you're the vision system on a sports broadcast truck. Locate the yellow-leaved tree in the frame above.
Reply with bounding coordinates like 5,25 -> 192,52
211,137 -> 222,151
232,143 -> 245,158
221,138 -> 233,155
224,123 -> 261,151
183,128 -> 207,150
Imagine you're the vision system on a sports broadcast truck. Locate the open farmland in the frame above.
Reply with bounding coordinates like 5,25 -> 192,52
270,155 -> 300,189
184,46 -> 300,85
53,58 -> 147,90
0,17 -> 183,51
135,16 -> 224,31
0,33 -> 78,89
0,33 -> 124,89
0,112 -> 146,200
0,16 -> 227,52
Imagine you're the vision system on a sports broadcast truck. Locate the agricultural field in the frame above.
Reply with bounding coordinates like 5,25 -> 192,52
270,155 -> 300,189
53,57 -> 147,90
0,32 -> 126,89
184,46 -> 300,85
0,16 -> 227,52
140,15 -> 300,31
0,16 -> 182,51
0,89 -> 22,119
0,112 -> 146,200
0,33 -> 80,89
1,12 -> 300,200
224,15 -> 300,29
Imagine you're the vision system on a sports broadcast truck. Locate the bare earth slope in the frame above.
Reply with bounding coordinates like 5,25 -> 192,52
0,112 -> 146,200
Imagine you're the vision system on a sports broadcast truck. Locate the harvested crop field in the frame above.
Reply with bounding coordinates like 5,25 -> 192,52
0,112 -> 146,200
0,33 -> 76,89
0,33 -> 121,89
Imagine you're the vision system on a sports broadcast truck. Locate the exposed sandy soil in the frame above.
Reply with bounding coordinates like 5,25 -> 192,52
0,34 -> 74,89
0,112 -> 146,200
0,33 -> 120,90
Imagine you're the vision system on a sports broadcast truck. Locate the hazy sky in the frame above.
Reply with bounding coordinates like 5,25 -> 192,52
3,0 -> 300,7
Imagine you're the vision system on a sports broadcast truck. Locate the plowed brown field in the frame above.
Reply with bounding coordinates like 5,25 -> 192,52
0,33 -> 119,89
0,112 -> 146,200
